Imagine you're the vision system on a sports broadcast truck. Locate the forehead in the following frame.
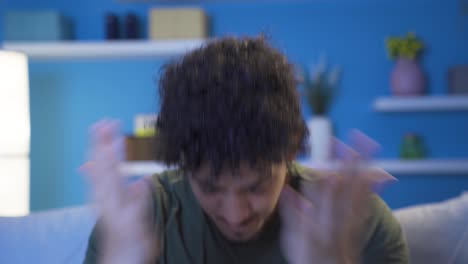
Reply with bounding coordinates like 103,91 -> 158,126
192,162 -> 279,187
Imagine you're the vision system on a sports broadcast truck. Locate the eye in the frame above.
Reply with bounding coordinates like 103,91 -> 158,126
248,184 -> 263,194
200,184 -> 220,194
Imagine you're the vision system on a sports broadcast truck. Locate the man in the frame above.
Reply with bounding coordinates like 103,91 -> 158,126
83,36 -> 409,264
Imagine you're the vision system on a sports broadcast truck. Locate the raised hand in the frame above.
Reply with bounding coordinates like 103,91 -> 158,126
82,120 -> 159,264
279,130 -> 392,264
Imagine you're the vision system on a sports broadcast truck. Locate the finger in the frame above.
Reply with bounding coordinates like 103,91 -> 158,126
333,137 -> 359,162
346,179 -> 373,244
349,131 -> 398,194
340,165 -> 371,224
126,179 -> 161,262
337,131 -> 395,192
127,178 -> 154,212
319,174 -> 342,226
338,131 -> 379,199
335,130 -> 380,176
330,175 -> 350,223
334,138 -> 361,181
279,186 -> 316,228
91,136 -> 125,176
78,161 -> 95,173
279,185 -> 323,240
78,161 -> 96,185
351,177 -> 372,211
365,167 -> 397,193
344,167 -> 395,201
278,186 -> 302,226
349,129 -> 380,160
88,120 -> 124,171
332,138 -> 365,230
90,119 -> 119,146
91,121 -> 124,161
87,120 -> 127,213
300,176 -> 329,213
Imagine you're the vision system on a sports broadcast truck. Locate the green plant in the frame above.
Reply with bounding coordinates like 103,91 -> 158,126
300,62 -> 340,116
386,32 -> 424,60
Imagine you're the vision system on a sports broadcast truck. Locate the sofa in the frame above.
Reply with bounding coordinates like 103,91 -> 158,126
1,192 -> 467,264
0,206 -> 96,264
393,191 -> 468,263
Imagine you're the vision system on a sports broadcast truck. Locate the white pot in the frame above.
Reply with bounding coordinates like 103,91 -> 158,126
307,116 -> 332,163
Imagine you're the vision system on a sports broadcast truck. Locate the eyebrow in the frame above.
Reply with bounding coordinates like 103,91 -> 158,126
195,178 -> 219,189
246,176 -> 270,189
194,174 -> 271,191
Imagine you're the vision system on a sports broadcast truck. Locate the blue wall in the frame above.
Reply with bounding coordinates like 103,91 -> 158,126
1,0 -> 468,210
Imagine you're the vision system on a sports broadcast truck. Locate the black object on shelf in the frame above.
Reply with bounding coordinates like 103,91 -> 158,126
125,13 -> 139,39
448,66 -> 468,94
105,13 -> 120,40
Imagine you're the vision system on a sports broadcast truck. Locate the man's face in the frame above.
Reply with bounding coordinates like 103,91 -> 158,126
189,161 -> 288,242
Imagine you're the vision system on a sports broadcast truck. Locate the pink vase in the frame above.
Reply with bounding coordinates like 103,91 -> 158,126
391,58 -> 425,96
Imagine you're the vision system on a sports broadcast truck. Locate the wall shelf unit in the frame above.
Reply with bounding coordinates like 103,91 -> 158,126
120,159 -> 468,176
374,95 -> 468,112
2,39 -> 206,59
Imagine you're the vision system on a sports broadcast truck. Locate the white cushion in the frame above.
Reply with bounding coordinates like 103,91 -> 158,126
394,192 -> 468,264
0,206 -> 96,264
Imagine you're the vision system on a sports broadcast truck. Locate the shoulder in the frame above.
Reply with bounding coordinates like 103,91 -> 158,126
292,162 -> 409,263
144,168 -> 187,219
360,195 -> 409,263
83,169 -> 187,264
289,161 -> 325,184
146,168 -> 186,194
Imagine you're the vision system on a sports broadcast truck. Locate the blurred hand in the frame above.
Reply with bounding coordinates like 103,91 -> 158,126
279,130 -> 389,264
81,119 -> 159,264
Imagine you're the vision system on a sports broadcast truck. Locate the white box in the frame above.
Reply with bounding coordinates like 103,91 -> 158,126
149,8 -> 208,40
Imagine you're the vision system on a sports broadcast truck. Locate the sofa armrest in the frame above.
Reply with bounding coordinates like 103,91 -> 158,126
394,192 -> 468,264
0,205 -> 96,264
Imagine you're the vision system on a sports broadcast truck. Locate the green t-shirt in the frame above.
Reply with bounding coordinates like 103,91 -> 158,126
84,164 -> 409,264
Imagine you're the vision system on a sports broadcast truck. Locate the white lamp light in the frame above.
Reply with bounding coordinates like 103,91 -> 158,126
0,51 -> 30,216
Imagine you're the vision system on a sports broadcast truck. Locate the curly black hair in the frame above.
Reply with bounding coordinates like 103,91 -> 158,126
155,36 -> 308,178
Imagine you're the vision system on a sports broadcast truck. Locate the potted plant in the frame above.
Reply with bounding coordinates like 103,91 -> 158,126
386,32 -> 425,96
300,59 -> 340,163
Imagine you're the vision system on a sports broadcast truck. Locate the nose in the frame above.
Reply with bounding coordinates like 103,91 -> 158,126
221,193 -> 252,227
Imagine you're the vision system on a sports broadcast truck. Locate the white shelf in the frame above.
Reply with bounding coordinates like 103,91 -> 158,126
2,39 -> 206,59
372,159 -> 468,175
120,159 -> 468,176
119,161 -> 172,176
374,96 -> 468,112
302,159 -> 468,175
